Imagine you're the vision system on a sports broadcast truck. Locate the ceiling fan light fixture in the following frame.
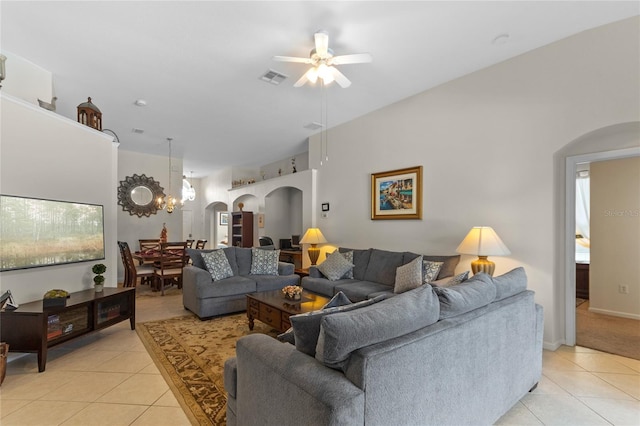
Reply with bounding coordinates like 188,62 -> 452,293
317,63 -> 334,84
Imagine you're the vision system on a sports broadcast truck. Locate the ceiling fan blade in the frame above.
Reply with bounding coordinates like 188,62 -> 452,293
330,66 -> 351,88
293,73 -> 310,88
273,56 -> 313,64
330,53 -> 373,65
314,30 -> 329,57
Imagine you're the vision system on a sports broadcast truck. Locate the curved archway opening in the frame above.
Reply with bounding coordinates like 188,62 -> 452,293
205,201 -> 228,249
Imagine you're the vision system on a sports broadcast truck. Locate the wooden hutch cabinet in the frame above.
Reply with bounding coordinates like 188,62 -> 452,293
231,211 -> 254,247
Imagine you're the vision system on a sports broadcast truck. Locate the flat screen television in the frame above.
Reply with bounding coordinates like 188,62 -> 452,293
0,194 -> 105,271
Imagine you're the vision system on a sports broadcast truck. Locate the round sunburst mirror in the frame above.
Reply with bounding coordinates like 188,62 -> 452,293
117,174 -> 165,217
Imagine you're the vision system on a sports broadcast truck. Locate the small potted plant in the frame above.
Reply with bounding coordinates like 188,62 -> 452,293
92,263 -> 106,292
282,285 -> 302,301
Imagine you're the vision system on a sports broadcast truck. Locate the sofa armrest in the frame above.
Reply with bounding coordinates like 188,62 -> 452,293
183,265 -> 211,287
231,334 -> 364,425
278,261 -> 294,276
224,357 -> 237,399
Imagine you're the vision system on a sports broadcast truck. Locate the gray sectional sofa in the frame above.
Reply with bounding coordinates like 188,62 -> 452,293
302,247 -> 461,301
224,267 -> 543,425
182,247 -> 299,319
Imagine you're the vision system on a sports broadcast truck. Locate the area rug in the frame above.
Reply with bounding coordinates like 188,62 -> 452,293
136,313 -> 278,425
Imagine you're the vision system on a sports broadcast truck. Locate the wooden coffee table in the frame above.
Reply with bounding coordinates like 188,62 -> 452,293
247,289 -> 330,332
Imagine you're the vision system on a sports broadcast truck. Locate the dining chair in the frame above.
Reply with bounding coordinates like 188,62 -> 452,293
195,239 -> 207,249
186,239 -> 195,248
153,241 -> 188,296
138,239 -> 161,265
118,241 -> 155,288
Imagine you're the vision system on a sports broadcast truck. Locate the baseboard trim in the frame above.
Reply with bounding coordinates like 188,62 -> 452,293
588,307 -> 640,320
543,340 -> 563,351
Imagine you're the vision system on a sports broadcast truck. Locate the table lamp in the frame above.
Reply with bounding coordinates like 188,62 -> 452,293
299,227 -> 327,266
456,226 -> 511,276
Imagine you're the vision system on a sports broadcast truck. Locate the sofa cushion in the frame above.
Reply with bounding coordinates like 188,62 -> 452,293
317,250 -> 354,281
254,274 -> 300,292
277,291 -> 353,345
315,284 -> 440,370
196,275 -> 256,298
422,260 -> 443,283
235,247 -> 253,275
493,267 -> 527,301
339,247 -> 371,281
433,273 -> 496,319
289,296 -> 383,357
363,249 -> 405,286
250,248 -> 280,275
334,281 -> 394,302
394,255 -> 423,294
202,250 -> 234,281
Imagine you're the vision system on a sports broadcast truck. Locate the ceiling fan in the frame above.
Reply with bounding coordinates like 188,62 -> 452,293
273,30 -> 372,88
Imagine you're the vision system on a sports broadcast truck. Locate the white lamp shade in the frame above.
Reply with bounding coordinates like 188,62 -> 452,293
456,226 -> 511,256
299,228 -> 327,245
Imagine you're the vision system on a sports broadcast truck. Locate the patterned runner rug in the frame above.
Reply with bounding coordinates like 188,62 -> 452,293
136,313 -> 278,425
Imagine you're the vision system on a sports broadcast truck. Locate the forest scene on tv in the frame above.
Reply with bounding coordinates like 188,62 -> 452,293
0,195 -> 105,271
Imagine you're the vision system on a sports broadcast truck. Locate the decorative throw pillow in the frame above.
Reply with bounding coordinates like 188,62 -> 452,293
289,295 -> 382,357
422,260 -> 444,284
277,291 -> 353,345
316,250 -> 354,281
428,271 -> 469,287
250,248 -> 280,275
340,250 -> 354,279
394,255 -> 424,294
201,250 -> 234,281
433,273 -> 496,319
186,248 -> 216,270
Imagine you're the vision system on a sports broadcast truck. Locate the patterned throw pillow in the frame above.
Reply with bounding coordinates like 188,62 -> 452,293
340,250 -> 354,279
250,248 -> 280,275
202,250 -> 234,281
422,260 -> 444,284
394,255 -> 424,294
317,250 -> 354,281
446,271 -> 470,286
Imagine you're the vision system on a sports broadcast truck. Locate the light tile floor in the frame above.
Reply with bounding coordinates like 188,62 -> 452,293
1,291 -> 639,425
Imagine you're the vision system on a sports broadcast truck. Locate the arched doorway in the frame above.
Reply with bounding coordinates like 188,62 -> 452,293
204,201 -> 228,250
558,122 -> 639,346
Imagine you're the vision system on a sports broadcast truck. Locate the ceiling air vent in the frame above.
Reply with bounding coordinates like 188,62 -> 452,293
304,122 -> 324,131
260,69 -> 288,85
131,128 -> 144,134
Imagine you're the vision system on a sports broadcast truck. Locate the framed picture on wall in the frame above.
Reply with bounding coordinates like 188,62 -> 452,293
220,212 -> 229,226
371,166 -> 422,220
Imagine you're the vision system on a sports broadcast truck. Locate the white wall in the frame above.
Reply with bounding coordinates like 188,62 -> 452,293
117,150 -> 182,282
1,50 -> 53,105
590,157 -> 640,319
306,17 -> 639,348
0,94 -> 118,304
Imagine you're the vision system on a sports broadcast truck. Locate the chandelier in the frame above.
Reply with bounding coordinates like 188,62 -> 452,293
156,137 -> 181,213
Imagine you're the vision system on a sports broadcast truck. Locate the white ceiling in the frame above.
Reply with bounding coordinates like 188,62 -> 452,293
2,1 -> 638,177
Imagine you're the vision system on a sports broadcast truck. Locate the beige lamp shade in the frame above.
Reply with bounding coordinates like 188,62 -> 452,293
299,228 -> 328,266
456,226 -> 510,276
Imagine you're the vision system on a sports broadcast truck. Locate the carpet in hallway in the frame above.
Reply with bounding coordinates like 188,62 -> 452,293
136,313 -> 278,425
576,302 -> 640,360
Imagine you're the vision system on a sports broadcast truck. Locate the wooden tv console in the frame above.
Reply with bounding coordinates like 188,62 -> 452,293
0,287 -> 135,372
